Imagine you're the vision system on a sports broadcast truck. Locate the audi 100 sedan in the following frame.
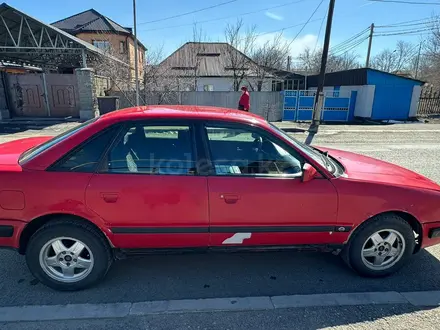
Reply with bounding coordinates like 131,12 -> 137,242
1,106 -> 440,291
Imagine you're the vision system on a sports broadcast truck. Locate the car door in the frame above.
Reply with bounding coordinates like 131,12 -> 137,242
85,120 -> 209,249
202,122 -> 340,248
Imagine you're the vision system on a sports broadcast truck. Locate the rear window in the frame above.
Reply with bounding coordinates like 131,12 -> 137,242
19,118 -> 98,164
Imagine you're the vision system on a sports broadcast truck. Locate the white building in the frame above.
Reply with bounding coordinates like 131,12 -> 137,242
157,42 -> 276,92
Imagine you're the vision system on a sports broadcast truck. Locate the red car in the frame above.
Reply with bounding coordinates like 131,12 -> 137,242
1,106 -> 440,291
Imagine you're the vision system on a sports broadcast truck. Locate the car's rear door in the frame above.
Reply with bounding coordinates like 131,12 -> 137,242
201,122 -> 340,248
85,120 -> 209,249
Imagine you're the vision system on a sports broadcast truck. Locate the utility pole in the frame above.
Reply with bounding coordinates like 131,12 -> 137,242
365,23 -> 374,68
133,0 -> 140,106
310,0 -> 336,132
415,41 -> 422,79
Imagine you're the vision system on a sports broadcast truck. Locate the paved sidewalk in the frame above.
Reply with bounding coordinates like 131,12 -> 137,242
273,121 -> 440,133
1,290 -> 439,323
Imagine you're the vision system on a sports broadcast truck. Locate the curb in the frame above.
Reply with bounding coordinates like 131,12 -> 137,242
0,290 -> 439,323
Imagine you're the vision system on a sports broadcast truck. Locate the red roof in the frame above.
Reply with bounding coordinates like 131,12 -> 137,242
101,105 -> 268,127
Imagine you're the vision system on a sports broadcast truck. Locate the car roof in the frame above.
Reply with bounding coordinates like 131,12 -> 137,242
100,105 -> 270,127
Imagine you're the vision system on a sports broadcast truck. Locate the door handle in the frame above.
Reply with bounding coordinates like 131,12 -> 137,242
220,194 -> 240,204
101,193 -> 119,203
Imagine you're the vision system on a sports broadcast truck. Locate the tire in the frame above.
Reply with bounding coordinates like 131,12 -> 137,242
25,217 -> 113,291
345,214 -> 415,278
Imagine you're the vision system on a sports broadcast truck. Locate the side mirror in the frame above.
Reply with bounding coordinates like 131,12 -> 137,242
301,163 -> 318,183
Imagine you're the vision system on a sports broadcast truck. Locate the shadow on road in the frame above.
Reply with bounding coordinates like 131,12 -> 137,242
1,247 -> 439,308
304,131 -> 316,145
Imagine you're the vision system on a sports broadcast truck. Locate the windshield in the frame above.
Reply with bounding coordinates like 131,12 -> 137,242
19,118 -> 98,164
269,123 -> 335,173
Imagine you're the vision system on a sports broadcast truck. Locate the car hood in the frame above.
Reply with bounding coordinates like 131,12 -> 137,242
0,136 -> 52,167
316,146 -> 440,191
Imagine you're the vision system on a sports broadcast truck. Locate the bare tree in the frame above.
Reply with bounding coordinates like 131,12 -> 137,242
250,32 -> 291,91
297,47 -> 360,74
187,24 -> 207,91
420,15 -> 440,86
143,45 -> 182,105
371,40 -> 417,73
224,19 -> 257,91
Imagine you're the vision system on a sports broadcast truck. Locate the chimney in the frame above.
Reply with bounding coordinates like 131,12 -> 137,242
287,56 -> 291,71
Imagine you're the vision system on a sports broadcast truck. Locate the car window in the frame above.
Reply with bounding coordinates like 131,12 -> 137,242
19,118 -> 98,164
50,125 -> 120,172
205,126 -> 302,176
105,124 -> 196,175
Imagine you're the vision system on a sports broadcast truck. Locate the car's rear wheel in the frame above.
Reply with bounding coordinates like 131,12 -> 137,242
345,214 -> 415,277
25,218 -> 112,291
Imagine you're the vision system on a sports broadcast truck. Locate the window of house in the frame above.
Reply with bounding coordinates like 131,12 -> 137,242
119,41 -> 126,54
272,80 -> 283,92
205,126 -> 302,176
104,124 -> 196,175
50,125 -> 120,172
92,40 -> 111,51
203,85 -> 214,91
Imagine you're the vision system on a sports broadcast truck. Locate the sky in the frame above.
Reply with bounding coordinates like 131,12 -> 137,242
6,0 -> 440,65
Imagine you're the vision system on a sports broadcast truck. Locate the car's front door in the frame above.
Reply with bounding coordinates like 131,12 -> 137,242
85,121 -> 209,249
202,123 -> 340,248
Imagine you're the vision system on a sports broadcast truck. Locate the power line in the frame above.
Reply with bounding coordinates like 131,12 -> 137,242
331,36 -> 369,55
313,12 -> 327,53
137,0 -> 239,25
286,0 -> 325,47
377,20 -> 437,28
376,16 -> 437,27
138,0 -> 311,32
368,0 -> 440,5
375,27 -> 436,36
374,26 -> 437,34
333,36 -> 369,56
329,27 -> 369,52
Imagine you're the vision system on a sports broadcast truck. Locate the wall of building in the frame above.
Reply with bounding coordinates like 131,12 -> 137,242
0,72 -> 10,120
194,77 -> 272,92
367,70 -> 423,120
75,32 -> 145,82
110,91 -> 284,121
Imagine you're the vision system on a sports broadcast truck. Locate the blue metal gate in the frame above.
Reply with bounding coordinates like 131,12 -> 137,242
283,90 -> 355,122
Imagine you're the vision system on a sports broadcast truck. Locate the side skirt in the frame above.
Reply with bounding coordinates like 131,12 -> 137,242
115,244 -> 345,259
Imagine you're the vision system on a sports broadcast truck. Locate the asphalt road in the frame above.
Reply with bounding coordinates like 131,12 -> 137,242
1,127 -> 440,328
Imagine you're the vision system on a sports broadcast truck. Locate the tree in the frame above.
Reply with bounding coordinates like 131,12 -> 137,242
143,45 -> 182,105
297,47 -> 360,74
250,32 -> 291,91
224,19 -> 257,91
371,40 -> 417,73
420,15 -> 440,86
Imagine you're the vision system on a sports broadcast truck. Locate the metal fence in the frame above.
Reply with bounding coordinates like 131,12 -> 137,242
109,91 -> 284,121
418,87 -> 440,116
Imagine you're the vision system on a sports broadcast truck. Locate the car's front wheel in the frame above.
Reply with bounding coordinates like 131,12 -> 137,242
25,218 -> 112,291
346,214 -> 416,277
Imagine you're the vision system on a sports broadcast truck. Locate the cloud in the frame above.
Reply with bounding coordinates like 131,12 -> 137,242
254,33 -> 318,58
265,11 -> 284,21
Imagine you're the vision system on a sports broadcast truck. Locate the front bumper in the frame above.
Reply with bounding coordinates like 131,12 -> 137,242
0,220 -> 26,249
422,222 -> 440,248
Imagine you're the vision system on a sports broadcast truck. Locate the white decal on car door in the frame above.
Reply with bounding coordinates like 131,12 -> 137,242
222,233 -> 252,244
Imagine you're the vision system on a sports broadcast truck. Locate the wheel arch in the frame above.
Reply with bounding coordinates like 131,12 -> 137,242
347,210 -> 423,253
19,213 -> 114,255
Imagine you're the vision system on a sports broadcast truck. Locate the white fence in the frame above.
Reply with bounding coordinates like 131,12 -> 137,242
109,91 -> 284,121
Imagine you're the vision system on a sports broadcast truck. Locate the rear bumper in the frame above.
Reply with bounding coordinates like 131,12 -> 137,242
422,221 -> 440,248
0,219 -> 26,249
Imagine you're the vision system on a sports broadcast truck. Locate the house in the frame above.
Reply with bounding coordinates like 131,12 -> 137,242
262,67 -> 306,91
52,9 -> 146,83
306,68 -> 424,121
157,42 -> 276,92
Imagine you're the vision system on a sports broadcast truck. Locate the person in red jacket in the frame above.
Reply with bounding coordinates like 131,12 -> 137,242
238,86 -> 250,111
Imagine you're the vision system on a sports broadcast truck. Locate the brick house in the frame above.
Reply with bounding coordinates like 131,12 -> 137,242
52,9 -> 146,83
